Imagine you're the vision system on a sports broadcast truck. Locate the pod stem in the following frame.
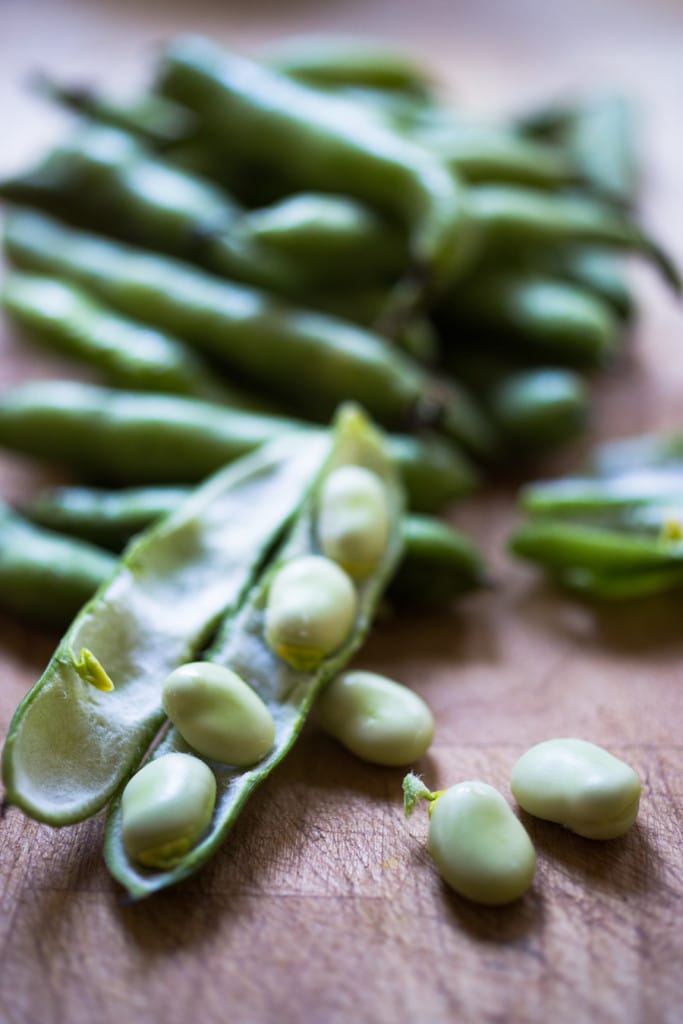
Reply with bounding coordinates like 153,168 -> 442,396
402,772 -> 444,816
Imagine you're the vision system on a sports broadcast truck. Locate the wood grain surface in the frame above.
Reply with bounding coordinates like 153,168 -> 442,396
1,2 -> 682,1022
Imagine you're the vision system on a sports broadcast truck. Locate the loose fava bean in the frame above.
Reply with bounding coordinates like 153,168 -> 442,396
121,752 -> 216,869
403,774 -> 536,905
265,555 -> 357,671
318,466 -> 390,579
510,738 -> 641,839
162,662 -> 275,767
317,671 -> 434,766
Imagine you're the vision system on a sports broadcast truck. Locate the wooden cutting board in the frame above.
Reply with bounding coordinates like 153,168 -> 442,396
1,3 -> 681,1022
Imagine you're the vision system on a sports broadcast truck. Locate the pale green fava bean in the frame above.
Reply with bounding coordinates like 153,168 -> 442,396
121,752 -> 216,869
317,670 -> 433,766
265,555 -> 357,671
161,662 -> 275,766
403,774 -> 536,905
317,465 -> 390,580
428,783 -> 536,904
510,738 -> 641,840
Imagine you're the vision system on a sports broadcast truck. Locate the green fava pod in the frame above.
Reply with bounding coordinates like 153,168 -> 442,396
105,404 -> 405,898
2,432 -> 330,825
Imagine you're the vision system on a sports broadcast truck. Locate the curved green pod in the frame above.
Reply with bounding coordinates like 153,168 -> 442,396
303,285 -> 439,364
467,185 -> 679,291
1,431 -> 330,825
154,36 -> 472,291
242,192 -> 405,287
25,484 -> 193,550
509,520 -> 683,573
558,564 -> 683,601
387,514 -> 486,608
542,247 -> 635,321
1,271 -> 268,409
520,467 -> 683,520
0,381 -> 477,511
0,125 -> 239,240
444,352 -> 589,451
0,381 -> 310,484
0,126 -> 304,295
515,94 -> 638,208
565,95 -> 639,207
0,500 -> 116,626
442,272 -> 619,367
3,121 -> 412,292
265,36 -> 434,97
4,210 -> 492,455
489,369 -> 588,448
419,122 -> 574,190
33,73 -> 196,147
104,405 -> 405,898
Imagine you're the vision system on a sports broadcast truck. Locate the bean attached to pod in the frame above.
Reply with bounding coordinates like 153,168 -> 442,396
162,662 -> 275,766
318,465 -> 390,579
403,774 -> 536,905
317,670 -> 434,766
121,752 -> 216,869
265,555 -> 357,671
510,738 -> 641,839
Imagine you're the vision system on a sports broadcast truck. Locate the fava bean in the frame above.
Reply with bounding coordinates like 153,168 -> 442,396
420,122 -> 574,191
162,662 -> 275,766
121,752 -> 216,868
242,192 -> 404,287
318,465 -> 390,579
317,671 -> 433,766
24,484 -> 192,551
265,555 -> 358,670
403,774 -> 536,905
511,738 -> 641,839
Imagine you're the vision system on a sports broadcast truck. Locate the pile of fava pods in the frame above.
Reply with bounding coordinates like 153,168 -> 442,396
511,429 -> 683,600
0,36 -> 679,624
0,37 -> 679,899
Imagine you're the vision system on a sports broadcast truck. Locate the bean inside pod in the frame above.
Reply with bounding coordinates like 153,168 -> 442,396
162,661 -> 275,767
121,752 -> 216,869
264,554 -> 358,670
317,464 -> 391,579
